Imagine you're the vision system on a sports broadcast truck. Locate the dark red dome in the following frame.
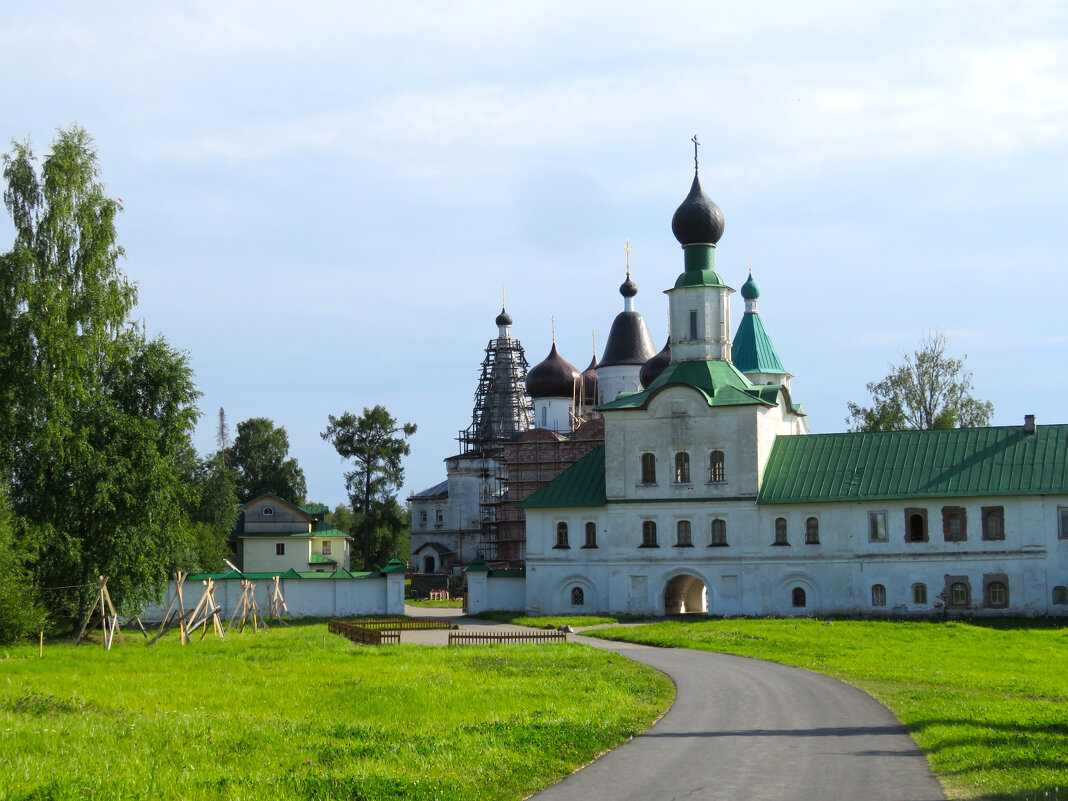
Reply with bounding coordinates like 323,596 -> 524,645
640,338 -> 671,388
527,343 -> 580,399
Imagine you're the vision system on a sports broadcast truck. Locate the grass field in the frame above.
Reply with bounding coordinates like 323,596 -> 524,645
405,598 -> 464,609
0,621 -> 672,801
584,618 -> 1067,801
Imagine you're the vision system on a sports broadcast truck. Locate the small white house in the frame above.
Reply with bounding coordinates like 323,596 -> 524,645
234,493 -> 351,574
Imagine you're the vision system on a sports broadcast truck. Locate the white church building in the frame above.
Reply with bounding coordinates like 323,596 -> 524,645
506,165 -> 1068,618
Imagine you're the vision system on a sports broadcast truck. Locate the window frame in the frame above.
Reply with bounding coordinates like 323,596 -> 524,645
321,540 -> 331,556
1060,507 -> 1068,539
912,583 -> 928,604
675,520 -> 693,547
263,506 -> 274,517
673,451 -> 691,484
868,510 -> 888,542
571,586 -> 585,606
554,521 -> 570,549
640,452 -> 657,485
981,506 -> 1005,541
946,576 -> 971,607
1053,586 -> 1068,605
871,584 -> 887,606
709,450 -> 726,483
710,518 -> 728,547
904,508 -> 928,543
275,542 -> 285,556
688,309 -> 699,340
640,520 -> 659,548
942,506 -> 967,542
805,517 -> 820,545
792,587 -> 806,608
984,574 -> 1009,609
583,521 -> 597,549
773,517 -> 789,546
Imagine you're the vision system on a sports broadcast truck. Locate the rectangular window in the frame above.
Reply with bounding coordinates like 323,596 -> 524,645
942,506 -> 967,542
984,574 -> 1009,608
640,520 -> 658,548
640,452 -> 656,485
435,509 -> 444,523
981,506 -> 1005,541
321,540 -> 331,555
1059,507 -> 1068,539
275,543 -> 285,556
675,520 -> 693,547
689,310 -> 698,340
868,511 -> 887,542
419,510 -> 427,524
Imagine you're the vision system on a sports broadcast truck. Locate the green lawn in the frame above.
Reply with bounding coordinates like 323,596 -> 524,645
0,622 -> 672,801
585,618 -> 1067,801
406,598 -> 464,609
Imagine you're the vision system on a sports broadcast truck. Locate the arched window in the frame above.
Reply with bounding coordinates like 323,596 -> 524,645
640,452 -> 656,484
675,520 -> 692,547
709,450 -> 725,483
912,583 -> 928,604
1053,586 -> 1068,605
555,522 -> 569,549
908,512 -> 926,542
571,586 -> 585,606
792,587 -> 806,608
584,521 -> 597,548
987,581 -> 1008,607
263,506 -> 274,516
674,452 -> 691,483
950,581 -> 969,606
872,584 -> 886,606
982,506 -> 1005,540
641,520 -> 658,548
710,518 -> 727,546
805,517 -> 819,544
774,518 -> 788,545
423,555 -> 435,573
943,507 -> 966,541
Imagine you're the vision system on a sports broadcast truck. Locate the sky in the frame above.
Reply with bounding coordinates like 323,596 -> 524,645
3,1 -> 1067,507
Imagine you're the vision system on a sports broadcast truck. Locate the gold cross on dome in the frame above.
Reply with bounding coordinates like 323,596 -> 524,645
692,134 -> 700,171
625,239 -> 631,276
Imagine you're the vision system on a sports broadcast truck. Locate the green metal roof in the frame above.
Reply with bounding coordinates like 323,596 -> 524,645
413,541 -> 454,556
309,553 -> 337,565
732,312 -> 786,375
759,424 -> 1068,504
520,446 -> 607,509
597,359 -> 796,413
311,521 -> 349,536
300,504 -> 330,516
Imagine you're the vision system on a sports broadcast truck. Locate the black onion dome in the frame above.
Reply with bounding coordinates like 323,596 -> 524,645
599,311 -> 657,368
640,338 -> 671,388
526,343 -> 581,398
495,306 -> 513,327
671,172 -> 725,246
620,274 -> 638,298
581,355 -> 599,406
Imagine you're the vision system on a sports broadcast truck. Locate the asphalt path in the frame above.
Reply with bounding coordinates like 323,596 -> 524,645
399,607 -> 945,800
532,635 -> 946,801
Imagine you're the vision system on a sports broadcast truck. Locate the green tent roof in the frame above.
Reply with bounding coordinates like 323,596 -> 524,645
758,424 -> 1068,504
597,359 -> 798,414
732,311 -> 786,375
520,446 -> 607,509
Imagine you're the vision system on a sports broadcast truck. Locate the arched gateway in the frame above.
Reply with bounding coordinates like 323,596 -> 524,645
663,573 -> 708,614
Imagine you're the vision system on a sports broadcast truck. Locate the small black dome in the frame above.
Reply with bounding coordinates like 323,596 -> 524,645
640,338 -> 671,388
527,343 -> 580,399
671,172 -> 725,246
581,355 -> 599,406
495,306 -> 513,327
620,274 -> 638,298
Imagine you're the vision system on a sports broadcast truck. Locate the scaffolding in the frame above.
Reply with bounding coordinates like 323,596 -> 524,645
458,334 -> 534,455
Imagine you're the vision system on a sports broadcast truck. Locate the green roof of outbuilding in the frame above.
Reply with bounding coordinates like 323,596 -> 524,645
311,521 -> 348,536
520,446 -> 607,509
309,553 -> 337,565
299,504 -> 330,516
597,359 -> 799,414
732,312 -> 786,375
758,424 -> 1068,504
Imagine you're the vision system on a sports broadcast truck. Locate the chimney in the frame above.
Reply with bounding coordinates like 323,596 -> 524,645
1023,414 -> 1036,434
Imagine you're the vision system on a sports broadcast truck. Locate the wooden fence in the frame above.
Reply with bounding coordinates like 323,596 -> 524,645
328,618 -> 454,646
448,630 -> 567,645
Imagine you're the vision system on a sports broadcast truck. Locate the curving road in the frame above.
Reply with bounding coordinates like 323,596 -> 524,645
531,635 -> 946,801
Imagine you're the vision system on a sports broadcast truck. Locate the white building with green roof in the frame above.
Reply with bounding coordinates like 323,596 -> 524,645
506,162 -> 1068,618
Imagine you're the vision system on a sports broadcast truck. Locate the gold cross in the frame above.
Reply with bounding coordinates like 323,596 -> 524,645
692,134 -> 700,171
624,239 -> 631,276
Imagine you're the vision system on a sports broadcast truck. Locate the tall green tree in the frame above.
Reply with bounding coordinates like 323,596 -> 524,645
0,127 -> 202,627
322,406 -> 416,570
227,417 -> 307,504
0,485 -> 46,644
846,332 -> 994,432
